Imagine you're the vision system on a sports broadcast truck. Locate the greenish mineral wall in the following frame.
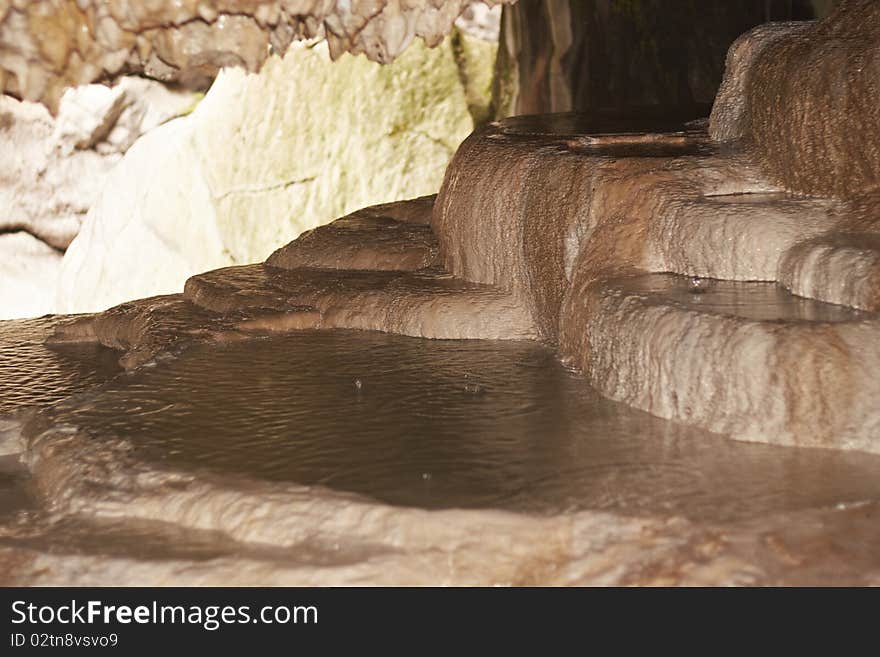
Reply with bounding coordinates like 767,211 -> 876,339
57,34 -> 495,313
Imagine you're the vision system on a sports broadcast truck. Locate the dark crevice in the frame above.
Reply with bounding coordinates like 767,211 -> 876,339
0,225 -> 67,255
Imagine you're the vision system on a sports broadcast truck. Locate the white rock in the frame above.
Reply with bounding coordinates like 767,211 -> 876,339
58,36 -> 488,313
455,2 -> 501,42
0,77 -> 197,319
0,78 -> 197,251
0,232 -> 61,320
58,119 -> 228,312
0,95 -> 113,251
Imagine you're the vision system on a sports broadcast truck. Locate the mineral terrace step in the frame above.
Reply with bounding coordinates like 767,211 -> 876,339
575,273 -> 880,452
267,195 -> 440,272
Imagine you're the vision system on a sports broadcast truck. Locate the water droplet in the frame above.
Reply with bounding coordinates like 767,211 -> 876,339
354,379 -> 362,390
689,277 -> 707,295
422,472 -> 432,480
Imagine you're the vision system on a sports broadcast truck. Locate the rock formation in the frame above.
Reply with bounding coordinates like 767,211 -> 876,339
55,31 -> 495,314
6,317 -> 880,586
48,0 -> 880,454
0,0 -> 511,111
0,1 -> 879,587
0,76 -> 196,248
710,0 -> 880,199
0,76 -> 196,318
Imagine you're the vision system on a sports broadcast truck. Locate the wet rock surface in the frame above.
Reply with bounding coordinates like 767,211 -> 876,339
1,3 -> 879,585
50,196 -> 536,369
267,196 -> 440,272
4,320 -> 880,585
431,113 -> 879,455
48,112 -> 880,452
2,155 -> 878,584
709,0 -> 880,198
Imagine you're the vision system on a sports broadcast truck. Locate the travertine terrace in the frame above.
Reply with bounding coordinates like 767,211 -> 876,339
50,1 -> 880,453
1,1 -> 879,586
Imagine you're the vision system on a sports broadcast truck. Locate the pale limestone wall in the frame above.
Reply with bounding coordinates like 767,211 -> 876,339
0,77 -> 197,319
57,34 -> 491,314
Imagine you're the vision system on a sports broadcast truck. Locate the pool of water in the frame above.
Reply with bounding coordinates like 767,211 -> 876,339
617,274 -> 874,323
33,329 -> 880,522
493,112 -> 714,157
0,317 -> 120,416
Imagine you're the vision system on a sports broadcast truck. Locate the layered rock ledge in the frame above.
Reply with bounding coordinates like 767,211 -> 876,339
2,1 -> 880,588
709,0 -> 880,199
49,114 -> 880,453
46,1 -> 880,454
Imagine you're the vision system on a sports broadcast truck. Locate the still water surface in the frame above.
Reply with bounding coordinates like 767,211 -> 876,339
29,324 -> 880,522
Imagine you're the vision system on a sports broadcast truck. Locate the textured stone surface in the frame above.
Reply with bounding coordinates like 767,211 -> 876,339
267,195 -> 440,271
0,76 -> 196,252
580,275 -> 879,452
0,232 -> 61,320
709,0 -> 880,198
56,35 -> 488,314
431,116 -> 880,451
0,0 -> 510,111
2,5 -> 879,588
51,119 -> 880,452
0,77 -> 195,320
51,102 -> 880,452
708,21 -> 813,143
434,116 -> 776,340
185,264 -> 535,341
2,399 -> 880,585
51,197 -> 536,368
55,117 -> 231,316
779,212 -> 880,313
